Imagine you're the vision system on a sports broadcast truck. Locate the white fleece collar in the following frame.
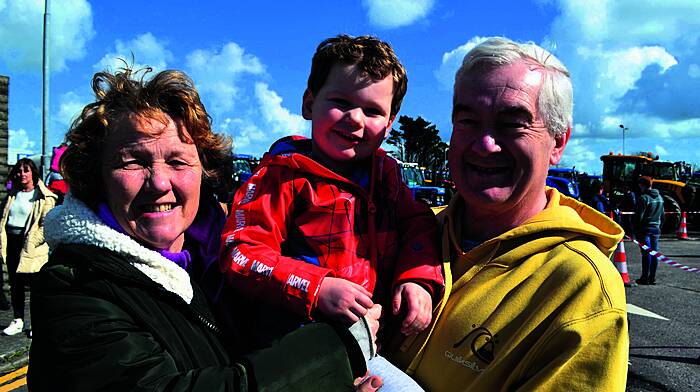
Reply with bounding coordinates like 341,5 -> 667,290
44,193 -> 194,304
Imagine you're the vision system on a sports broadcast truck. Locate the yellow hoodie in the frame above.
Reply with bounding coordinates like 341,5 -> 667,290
389,188 -> 628,391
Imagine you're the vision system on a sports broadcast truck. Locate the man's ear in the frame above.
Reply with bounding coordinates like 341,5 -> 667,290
302,89 -> 314,120
549,126 -> 571,165
384,115 -> 396,139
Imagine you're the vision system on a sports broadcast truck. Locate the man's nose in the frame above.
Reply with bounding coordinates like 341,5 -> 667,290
470,130 -> 501,156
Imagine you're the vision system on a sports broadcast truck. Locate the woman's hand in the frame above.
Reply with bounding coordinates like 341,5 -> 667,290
318,277 -> 374,324
354,373 -> 383,391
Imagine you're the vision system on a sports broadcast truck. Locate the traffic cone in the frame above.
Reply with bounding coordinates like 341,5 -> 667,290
677,212 -> 689,240
613,240 -> 635,287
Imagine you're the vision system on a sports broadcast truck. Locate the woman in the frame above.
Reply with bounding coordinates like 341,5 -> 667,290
0,158 -> 57,336
28,67 -> 379,391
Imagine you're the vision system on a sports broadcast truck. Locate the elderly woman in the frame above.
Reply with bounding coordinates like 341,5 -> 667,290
0,158 -> 57,336
28,67 -> 377,391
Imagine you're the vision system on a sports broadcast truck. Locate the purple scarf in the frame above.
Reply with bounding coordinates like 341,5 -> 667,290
96,203 -> 193,271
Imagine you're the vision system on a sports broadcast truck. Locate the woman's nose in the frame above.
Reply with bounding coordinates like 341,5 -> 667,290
146,165 -> 172,193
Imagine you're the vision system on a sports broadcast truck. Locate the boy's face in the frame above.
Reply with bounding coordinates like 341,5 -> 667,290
303,63 -> 395,170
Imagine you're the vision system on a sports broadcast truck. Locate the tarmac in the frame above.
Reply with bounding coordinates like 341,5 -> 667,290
0,289 -> 31,375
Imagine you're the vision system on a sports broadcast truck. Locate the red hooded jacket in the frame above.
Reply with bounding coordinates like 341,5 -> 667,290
221,136 -> 444,324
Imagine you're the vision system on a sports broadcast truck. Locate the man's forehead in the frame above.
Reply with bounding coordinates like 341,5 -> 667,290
453,61 -> 544,109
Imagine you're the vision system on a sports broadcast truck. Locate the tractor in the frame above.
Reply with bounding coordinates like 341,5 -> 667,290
600,153 -> 698,232
546,167 -> 580,199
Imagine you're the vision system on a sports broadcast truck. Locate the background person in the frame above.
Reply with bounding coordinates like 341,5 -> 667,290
0,158 -> 57,336
389,37 -> 628,391
28,66 -> 374,391
634,176 -> 664,285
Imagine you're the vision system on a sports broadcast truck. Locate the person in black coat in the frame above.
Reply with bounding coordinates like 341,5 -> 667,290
28,66 -> 380,391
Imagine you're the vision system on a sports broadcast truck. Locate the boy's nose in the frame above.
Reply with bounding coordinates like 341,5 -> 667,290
344,107 -> 364,129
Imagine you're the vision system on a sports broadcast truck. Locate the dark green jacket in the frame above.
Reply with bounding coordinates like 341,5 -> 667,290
634,189 -> 664,233
28,194 -> 366,391
29,244 -> 364,391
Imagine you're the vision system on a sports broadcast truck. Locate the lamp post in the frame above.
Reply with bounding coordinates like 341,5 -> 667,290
42,0 -> 51,178
619,124 -> 629,155
443,147 -> 449,170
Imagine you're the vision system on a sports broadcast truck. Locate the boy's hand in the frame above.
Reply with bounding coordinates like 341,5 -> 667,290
318,277 -> 374,324
392,282 -> 432,335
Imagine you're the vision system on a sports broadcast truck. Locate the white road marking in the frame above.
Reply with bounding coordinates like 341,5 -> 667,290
627,303 -> 669,320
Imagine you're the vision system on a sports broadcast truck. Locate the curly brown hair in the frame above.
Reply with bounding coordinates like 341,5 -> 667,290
61,66 -> 232,206
306,34 -> 408,117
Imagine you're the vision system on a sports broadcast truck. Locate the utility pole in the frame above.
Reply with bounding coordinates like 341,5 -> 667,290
41,0 -> 51,178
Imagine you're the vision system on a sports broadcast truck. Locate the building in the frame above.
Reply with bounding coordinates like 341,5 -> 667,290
0,76 -> 8,201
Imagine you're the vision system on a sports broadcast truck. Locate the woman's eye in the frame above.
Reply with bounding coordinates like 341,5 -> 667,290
120,160 -> 144,169
169,160 -> 189,167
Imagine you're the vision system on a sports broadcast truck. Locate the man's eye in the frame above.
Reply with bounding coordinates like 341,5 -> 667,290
499,122 -> 527,129
455,117 -> 477,126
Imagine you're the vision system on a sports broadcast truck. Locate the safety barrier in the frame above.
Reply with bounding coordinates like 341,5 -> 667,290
626,236 -> 700,274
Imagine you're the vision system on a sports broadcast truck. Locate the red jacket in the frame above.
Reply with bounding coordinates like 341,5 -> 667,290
221,136 -> 443,321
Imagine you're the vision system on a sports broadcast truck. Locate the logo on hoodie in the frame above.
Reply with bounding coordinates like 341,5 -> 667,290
444,324 -> 497,372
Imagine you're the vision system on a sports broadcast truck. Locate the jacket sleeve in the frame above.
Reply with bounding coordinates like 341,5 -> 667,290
387,163 -> 444,299
28,266 -> 365,392
515,310 -> 629,392
220,165 -> 334,319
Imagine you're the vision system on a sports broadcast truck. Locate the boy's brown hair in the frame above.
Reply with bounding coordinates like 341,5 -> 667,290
307,34 -> 408,117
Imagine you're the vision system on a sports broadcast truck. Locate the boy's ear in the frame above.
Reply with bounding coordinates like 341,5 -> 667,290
302,89 -> 314,120
384,115 -> 396,139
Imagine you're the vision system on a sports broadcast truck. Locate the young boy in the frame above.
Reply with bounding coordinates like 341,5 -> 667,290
220,35 -> 443,384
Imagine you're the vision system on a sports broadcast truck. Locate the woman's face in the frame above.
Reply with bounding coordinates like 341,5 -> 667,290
101,112 -> 202,252
16,164 -> 34,190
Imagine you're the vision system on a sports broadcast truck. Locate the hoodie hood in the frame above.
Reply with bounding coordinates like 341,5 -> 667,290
443,187 -> 624,269
646,188 -> 661,198
260,135 -> 388,189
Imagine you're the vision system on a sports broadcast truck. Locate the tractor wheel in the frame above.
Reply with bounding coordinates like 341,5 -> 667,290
662,195 -> 681,233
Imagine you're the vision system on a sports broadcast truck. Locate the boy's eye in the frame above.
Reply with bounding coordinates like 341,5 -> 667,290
364,107 -> 384,117
329,98 -> 350,107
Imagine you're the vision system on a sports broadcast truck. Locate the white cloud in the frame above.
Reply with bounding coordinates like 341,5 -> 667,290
434,36 -> 488,90
186,42 -> 265,115
57,91 -> 87,126
560,137 -> 599,173
0,0 -> 94,72
254,83 -> 308,136
655,145 -> 668,156
8,128 -> 37,164
94,33 -> 173,73
363,0 -> 434,29
535,0 -> 700,171
221,118 -> 267,153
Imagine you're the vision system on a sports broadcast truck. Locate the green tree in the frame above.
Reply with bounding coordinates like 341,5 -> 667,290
386,115 -> 448,170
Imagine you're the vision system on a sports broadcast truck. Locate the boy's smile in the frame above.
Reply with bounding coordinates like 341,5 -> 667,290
303,63 -> 395,174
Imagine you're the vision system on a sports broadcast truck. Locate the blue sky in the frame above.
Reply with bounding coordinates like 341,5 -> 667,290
1,0 -> 699,174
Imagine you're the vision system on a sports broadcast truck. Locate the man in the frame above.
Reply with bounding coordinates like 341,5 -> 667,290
389,37 -> 628,391
634,176 -> 664,285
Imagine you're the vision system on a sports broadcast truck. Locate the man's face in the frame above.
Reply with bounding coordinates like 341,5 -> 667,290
449,60 -> 569,216
303,63 -> 395,172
